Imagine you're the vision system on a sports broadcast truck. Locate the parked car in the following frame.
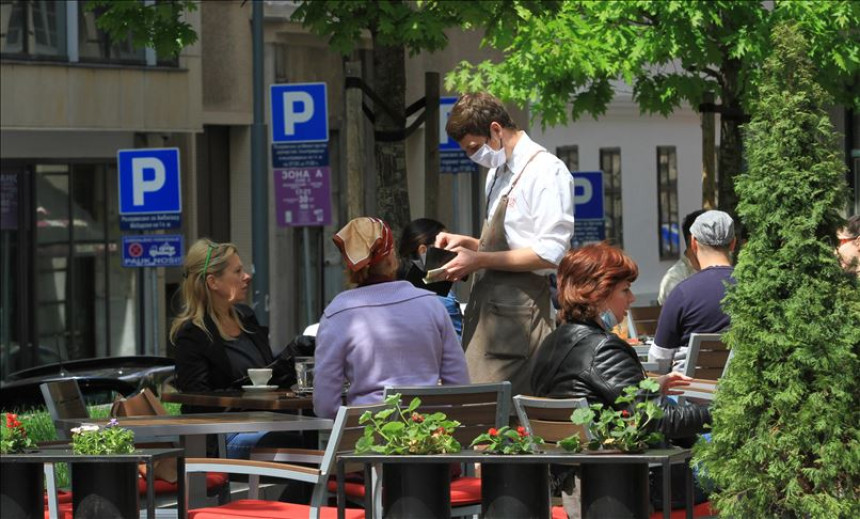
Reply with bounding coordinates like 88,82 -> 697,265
0,356 -> 174,411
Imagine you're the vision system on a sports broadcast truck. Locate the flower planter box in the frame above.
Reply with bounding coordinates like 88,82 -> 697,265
382,462 -> 451,518
0,459 -> 44,519
481,462 -> 550,518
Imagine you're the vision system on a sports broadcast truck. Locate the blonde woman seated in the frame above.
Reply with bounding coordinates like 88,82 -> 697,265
313,217 -> 470,419
171,239 -> 293,458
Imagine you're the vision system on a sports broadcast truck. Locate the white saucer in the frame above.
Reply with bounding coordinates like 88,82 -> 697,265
241,385 -> 278,392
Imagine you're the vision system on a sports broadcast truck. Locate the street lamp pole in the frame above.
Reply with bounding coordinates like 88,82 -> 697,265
251,0 -> 269,325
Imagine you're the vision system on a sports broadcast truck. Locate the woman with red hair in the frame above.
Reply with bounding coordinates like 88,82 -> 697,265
530,243 -> 710,437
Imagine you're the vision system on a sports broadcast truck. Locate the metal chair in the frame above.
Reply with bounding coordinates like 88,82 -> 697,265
380,382 -> 512,518
227,404 -> 386,519
682,333 -> 728,380
512,395 -> 590,445
630,305 -> 662,338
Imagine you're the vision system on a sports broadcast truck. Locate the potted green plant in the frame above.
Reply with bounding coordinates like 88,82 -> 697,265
471,426 -> 549,518
1,413 -> 43,519
355,393 -> 461,518
69,418 -> 139,519
559,379 -> 666,519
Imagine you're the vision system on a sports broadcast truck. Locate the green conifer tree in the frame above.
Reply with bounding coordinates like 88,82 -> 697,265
695,23 -> 860,518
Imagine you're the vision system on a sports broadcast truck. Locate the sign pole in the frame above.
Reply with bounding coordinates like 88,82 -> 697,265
302,228 -> 314,327
149,267 -> 158,356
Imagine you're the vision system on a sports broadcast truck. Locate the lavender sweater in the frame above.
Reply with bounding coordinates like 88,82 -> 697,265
313,280 -> 470,418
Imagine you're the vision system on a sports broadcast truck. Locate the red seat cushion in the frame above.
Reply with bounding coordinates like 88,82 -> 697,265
189,499 -> 365,519
650,501 -> 716,519
137,472 -> 228,495
44,490 -> 73,504
327,475 -> 481,506
43,502 -> 73,519
553,501 -> 715,519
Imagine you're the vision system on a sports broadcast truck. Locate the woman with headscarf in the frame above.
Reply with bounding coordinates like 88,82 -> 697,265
313,217 -> 470,419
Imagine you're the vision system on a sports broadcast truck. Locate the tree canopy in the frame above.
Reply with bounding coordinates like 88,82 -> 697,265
442,0 -> 859,214
86,0 -> 198,58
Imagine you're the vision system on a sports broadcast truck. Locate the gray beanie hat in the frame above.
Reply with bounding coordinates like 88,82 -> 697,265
690,210 -> 735,247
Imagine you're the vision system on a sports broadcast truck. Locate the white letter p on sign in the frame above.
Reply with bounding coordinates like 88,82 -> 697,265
283,91 -> 314,135
573,176 -> 593,206
132,157 -> 166,206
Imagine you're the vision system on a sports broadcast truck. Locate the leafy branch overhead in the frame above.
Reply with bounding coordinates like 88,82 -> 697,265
86,0 -> 198,58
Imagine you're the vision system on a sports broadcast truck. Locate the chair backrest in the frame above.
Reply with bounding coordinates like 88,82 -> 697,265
721,348 -> 735,379
630,305 -> 661,337
40,378 -> 89,440
683,333 -> 728,380
383,382 -> 511,446
513,395 -> 590,444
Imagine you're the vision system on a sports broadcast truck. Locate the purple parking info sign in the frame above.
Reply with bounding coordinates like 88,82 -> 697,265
273,167 -> 332,227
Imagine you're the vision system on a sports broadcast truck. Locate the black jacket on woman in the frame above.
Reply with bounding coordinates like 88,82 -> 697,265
173,304 -> 273,413
530,320 -> 710,439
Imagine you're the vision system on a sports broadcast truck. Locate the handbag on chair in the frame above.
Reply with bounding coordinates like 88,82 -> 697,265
111,389 -> 178,483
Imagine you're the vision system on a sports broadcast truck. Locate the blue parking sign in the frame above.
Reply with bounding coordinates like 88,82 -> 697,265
440,96 -> 460,150
572,171 -> 604,220
271,83 -> 329,143
118,148 -> 182,215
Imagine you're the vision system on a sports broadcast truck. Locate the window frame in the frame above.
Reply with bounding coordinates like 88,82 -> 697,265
657,146 -> 680,260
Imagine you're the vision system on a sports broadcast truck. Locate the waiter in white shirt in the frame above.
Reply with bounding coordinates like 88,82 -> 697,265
435,92 -> 576,397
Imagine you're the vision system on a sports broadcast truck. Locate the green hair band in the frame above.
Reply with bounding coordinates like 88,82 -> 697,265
202,245 -> 214,279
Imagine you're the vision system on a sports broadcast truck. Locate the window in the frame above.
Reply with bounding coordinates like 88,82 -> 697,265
78,4 -> 145,64
600,148 -> 623,247
556,145 -> 579,172
0,0 -> 66,58
657,146 -> 680,259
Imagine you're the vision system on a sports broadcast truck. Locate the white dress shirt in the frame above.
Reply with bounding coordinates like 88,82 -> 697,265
485,133 -> 576,273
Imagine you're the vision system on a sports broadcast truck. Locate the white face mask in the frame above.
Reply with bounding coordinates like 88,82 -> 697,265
469,133 -> 506,169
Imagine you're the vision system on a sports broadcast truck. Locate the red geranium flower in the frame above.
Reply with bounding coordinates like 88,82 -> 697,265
411,412 -> 424,423
517,426 -> 527,437
621,410 -> 630,418
488,428 -> 498,437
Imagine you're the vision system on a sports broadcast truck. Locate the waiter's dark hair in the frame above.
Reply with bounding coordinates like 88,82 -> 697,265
445,92 -> 519,142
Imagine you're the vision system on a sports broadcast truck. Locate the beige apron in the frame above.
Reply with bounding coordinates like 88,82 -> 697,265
462,151 -> 554,397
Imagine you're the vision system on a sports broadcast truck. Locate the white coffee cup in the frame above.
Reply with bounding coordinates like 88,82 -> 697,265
247,368 -> 272,386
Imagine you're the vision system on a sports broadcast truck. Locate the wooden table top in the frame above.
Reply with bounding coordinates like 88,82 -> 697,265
161,389 -> 314,410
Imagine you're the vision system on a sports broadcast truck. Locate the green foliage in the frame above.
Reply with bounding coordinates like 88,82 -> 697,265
695,23 -> 860,519
441,0 -> 859,126
71,419 -> 135,456
470,425 -> 543,455
355,393 -> 462,455
560,379 -> 664,453
86,0 -> 198,58
291,0 -> 460,56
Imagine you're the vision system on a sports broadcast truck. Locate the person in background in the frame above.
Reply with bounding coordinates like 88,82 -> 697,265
836,214 -> 859,276
435,92 -> 576,397
171,239 -> 294,459
313,217 -> 470,419
649,211 -> 737,373
397,218 -> 464,339
658,209 -> 706,305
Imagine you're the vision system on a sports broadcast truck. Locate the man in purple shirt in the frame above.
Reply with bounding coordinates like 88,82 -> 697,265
649,210 -> 737,373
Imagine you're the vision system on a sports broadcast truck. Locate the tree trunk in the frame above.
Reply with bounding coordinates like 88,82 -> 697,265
371,39 -> 411,237
717,59 -> 745,219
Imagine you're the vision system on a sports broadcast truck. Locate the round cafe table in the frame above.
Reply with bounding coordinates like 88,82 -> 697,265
161,389 -> 314,411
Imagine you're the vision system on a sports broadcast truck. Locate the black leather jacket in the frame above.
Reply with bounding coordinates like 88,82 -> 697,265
530,320 -> 711,439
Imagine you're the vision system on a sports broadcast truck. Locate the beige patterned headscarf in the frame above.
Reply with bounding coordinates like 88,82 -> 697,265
332,217 -> 394,271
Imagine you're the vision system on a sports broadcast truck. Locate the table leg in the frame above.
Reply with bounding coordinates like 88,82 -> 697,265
181,435 -> 207,509
663,460 -> 671,519
337,459 -> 345,519
45,462 -> 59,519
685,461 -> 694,519
146,459 -> 155,519
364,463 -> 373,518
177,456 -> 187,519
